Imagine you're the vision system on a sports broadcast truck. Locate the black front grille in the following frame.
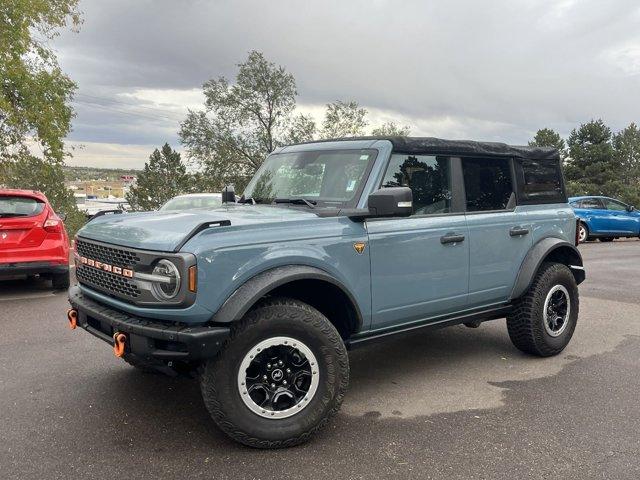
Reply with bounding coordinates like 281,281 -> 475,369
76,264 -> 140,298
76,239 -> 140,268
76,239 -> 141,300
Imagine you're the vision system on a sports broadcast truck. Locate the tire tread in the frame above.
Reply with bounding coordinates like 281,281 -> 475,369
200,297 -> 349,449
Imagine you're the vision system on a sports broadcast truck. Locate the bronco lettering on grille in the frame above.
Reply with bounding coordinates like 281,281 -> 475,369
79,256 -> 134,278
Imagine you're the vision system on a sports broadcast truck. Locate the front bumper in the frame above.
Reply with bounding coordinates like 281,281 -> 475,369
0,261 -> 68,277
68,285 -> 230,363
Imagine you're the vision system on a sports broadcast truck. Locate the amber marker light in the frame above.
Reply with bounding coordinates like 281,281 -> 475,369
188,265 -> 198,292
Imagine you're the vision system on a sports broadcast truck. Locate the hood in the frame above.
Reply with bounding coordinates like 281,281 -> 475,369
77,204 -> 319,251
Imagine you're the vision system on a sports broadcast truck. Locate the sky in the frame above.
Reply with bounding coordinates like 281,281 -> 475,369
54,0 -> 640,169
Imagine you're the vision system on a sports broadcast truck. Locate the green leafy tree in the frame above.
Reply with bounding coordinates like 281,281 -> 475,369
180,51 -> 375,192
320,100 -> 367,139
282,113 -> 317,145
0,0 -> 81,162
371,121 -> 411,137
180,51 -> 299,191
126,144 -> 193,211
613,123 -> 640,186
529,128 -> 566,159
0,1 -> 83,237
565,119 -> 621,198
612,123 -> 640,206
0,155 -> 85,236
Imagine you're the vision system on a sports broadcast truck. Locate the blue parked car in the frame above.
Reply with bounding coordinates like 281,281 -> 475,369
67,137 -> 585,448
569,196 -> 640,243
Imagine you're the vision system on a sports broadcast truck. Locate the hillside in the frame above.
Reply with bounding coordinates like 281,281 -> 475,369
63,166 -> 140,182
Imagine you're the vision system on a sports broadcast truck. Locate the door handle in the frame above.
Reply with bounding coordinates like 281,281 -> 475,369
509,226 -> 530,237
440,233 -> 465,244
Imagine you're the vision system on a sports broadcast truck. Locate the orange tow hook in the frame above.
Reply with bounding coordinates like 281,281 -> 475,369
67,309 -> 78,329
113,332 -> 127,358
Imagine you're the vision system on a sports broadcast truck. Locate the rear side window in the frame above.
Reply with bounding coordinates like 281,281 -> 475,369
0,196 -> 45,217
381,154 -> 451,215
515,158 -> 565,204
461,157 -> 513,212
580,198 -> 604,209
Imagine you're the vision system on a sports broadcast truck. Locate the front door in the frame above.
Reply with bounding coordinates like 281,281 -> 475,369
367,154 -> 469,330
601,198 -> 640,234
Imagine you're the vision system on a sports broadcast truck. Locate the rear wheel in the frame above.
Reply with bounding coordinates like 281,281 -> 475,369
507,262 -> 579,357
51,272 -> 70,290
200,298 -> 349,448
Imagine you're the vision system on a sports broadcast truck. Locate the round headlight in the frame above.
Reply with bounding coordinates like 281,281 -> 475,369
151,259 -> 181,300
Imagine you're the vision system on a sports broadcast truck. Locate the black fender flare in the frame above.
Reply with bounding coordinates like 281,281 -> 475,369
210,265 -> 364,329
511,238 -> 585,299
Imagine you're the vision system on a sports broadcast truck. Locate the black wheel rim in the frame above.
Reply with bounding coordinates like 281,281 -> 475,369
238,336 -> 319,419
543,285 -> 570,337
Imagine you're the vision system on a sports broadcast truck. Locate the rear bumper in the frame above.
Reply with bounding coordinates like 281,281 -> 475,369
67,286 -> 230,362
0,261 -> 68,277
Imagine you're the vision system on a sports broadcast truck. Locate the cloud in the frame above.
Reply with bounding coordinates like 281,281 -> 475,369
55,0 -> 640,167
65,141 -> 161,169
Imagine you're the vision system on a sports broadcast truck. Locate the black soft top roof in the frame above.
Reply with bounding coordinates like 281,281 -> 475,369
300,136 -> 559,160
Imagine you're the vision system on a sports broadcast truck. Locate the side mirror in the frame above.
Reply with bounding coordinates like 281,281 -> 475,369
367,187 -> 413,218
221,185 -> 236,203
627,205 -> 635,212
58,212 -> 67,221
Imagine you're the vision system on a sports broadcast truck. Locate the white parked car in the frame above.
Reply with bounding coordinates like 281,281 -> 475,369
159,193 -> 222,212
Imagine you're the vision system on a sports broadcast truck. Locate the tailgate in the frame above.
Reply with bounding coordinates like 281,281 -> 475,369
0,217 -> 47,250
0,195 -> 48,250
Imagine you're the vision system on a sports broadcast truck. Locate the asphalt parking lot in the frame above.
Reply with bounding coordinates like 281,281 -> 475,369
1,240 -> 639,479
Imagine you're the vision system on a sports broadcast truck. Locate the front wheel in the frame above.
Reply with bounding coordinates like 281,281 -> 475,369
577,222 -> 589,243
507,262 -> 579,357
200,298 -> 349,448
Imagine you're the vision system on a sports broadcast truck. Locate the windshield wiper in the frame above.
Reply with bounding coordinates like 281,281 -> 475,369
273,198 -> 317,209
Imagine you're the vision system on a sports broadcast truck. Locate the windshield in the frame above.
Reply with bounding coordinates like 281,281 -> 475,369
160,195 -> 222,211
0,196 -> 45,217
243,149 -> 377,207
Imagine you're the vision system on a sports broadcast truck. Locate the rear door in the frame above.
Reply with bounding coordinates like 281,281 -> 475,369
462,157 -> 533,307
576,197 -> 609,234
0,195 -> 48,253
367,154 -> 469,329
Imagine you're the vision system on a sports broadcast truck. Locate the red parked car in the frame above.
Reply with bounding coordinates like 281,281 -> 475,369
0,189 -> 70,289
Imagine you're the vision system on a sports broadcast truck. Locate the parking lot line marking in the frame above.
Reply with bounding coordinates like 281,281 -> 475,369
0,292 -> 57,302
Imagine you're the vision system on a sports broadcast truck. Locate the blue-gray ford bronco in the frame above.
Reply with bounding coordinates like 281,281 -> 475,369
67,137 -> 585,448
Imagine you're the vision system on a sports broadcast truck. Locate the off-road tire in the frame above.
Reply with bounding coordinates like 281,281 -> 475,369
51,272 -> 70,290
200,297 -> 349,449
507,262 -> 579,357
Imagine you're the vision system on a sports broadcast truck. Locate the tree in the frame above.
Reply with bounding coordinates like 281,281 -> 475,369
529,128 -> 566,158
612,123 -> 640,206
0,155 -> 85,236
565,119 -> 621,198
282,113 -> 317,145
613,123 -> 640,186
320,100 -> 367,139
180,51 -> 299,191
126,144 -> 193,211
0,0 -> 81,162
0,1 -> 84,236
371,121 -> 411,137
